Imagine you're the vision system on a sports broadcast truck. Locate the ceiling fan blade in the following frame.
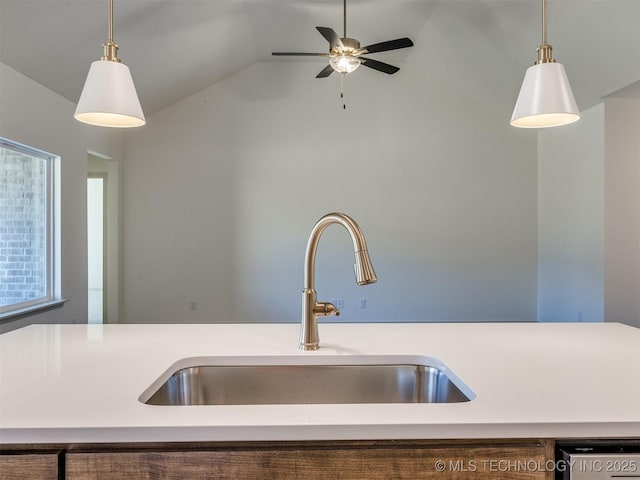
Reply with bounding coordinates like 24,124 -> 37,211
360,57 -> 400,75
316,64 -> 335,78
316,27 -> 344,49
360,38 -> 414,54
272,52 -> 330,56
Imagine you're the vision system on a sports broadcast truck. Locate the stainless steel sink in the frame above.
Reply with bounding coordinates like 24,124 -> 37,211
141,357 -> 473,405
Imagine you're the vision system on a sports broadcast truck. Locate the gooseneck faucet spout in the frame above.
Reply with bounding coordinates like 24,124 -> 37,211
300,212 -> 377,350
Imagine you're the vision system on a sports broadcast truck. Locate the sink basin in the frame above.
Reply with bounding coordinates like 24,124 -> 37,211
140,356 -> 473,405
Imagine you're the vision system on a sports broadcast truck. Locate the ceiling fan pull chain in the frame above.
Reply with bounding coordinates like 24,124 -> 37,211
341,73 -> 347,110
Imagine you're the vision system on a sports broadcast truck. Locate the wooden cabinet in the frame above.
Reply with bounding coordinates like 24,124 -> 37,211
64,439 -> 555,480
0,453 -> 59,480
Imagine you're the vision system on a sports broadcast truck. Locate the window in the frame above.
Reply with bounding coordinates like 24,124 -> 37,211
0,138 -> 61,318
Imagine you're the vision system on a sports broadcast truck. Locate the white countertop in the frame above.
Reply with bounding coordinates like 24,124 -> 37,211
1,322 -> 639,444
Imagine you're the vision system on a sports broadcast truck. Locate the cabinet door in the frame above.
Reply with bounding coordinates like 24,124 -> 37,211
0,453 -> 59,480
66,440 -> 554,480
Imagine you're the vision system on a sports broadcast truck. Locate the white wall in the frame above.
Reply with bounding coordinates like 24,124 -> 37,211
121,52 -> 538,324
537,104 -> 605,322
0,62 -> 123,333
605,97 -> 640,328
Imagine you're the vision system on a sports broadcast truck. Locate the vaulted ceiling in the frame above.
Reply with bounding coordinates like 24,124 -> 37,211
1,0 -> 639,116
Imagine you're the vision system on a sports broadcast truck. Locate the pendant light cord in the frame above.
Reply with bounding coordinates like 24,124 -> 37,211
102,0 -> 120,62
108,0 -> 114,43
541,0 -> 547,45
536,0 -> 553,64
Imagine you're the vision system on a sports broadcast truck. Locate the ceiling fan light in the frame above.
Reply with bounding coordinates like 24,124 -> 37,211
75,60 -> 145,128
511,62 -> 579,128
329,54 -> 361,74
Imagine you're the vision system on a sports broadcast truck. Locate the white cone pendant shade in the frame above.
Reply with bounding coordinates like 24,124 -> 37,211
75,60 -> 145,128
511,62 -> 579,128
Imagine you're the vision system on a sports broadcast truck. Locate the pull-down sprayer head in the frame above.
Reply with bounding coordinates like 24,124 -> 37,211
354,250 -> 377,285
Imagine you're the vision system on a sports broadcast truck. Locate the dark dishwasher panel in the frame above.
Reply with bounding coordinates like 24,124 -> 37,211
557,440 -> 640,480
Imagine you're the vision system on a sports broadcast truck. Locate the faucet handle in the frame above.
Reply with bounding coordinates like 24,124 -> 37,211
314,302 -> 340,318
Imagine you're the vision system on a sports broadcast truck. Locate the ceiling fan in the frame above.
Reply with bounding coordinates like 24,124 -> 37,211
272,0 -> 414,78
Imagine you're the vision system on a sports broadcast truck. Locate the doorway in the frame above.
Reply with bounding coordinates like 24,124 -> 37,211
87,153 -> 119,324
87,175 -> 105,323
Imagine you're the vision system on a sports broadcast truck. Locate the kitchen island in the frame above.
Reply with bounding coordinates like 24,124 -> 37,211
1,322 -> 638,444
2,322 -> 639,479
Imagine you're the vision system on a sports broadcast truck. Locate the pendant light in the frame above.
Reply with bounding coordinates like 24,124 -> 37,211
74,0 -> 145,128
511,0 -> 579,128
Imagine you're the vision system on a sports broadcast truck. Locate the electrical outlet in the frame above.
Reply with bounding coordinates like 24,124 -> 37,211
359,298 -> 367,309
331,299 -> 344,309
190,300 -> 197,311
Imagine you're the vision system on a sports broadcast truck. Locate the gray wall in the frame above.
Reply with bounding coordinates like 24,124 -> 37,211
121,54 -> 539,324
537,95 -> 640,328
1,60 -> 636,330
605,96 -> 640,328
538,104 -> 605,323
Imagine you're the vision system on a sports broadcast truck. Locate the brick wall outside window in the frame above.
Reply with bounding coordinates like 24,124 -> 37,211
0,148 -> 47,307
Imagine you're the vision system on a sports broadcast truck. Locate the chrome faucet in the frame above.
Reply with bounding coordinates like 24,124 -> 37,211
300,212 -> 377,350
